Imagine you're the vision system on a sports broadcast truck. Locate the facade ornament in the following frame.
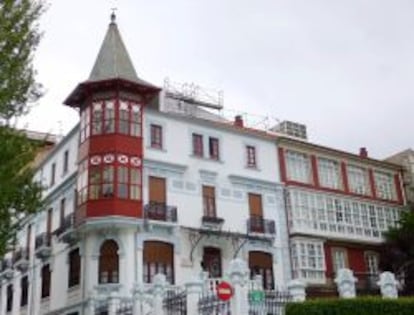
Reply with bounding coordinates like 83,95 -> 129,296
334,268 -> 357,298
377,271 -> 399,299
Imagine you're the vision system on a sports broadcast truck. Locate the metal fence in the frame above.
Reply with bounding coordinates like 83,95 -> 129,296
163,287 -> 187,315
198,295 -> 231,315
248,290 -> 292,315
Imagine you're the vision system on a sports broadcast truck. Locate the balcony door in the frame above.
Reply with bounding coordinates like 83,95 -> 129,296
249,193 -> 264,233
202,247 -> 222,278
148,176 -> 166,220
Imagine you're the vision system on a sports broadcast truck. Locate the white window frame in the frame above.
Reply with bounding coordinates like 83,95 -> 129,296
286,150 -> 312,183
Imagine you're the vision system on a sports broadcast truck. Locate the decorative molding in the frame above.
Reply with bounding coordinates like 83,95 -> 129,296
228,175 -> 282,193
143,159 -> 187,176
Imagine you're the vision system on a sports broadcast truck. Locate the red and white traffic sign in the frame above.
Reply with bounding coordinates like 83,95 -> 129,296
216,281 -> 233,301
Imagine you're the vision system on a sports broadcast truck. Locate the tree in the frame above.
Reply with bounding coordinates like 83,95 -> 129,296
0,0 -> 45,257
380,208 -> 414,295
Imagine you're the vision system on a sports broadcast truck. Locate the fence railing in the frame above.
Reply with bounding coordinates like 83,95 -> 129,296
144,202 -> 177,222
35,232 -> 51,249
163,287 -> 187,315
198,295 -> 231,315
247,216 -> 276,235
248,290 -> 292,315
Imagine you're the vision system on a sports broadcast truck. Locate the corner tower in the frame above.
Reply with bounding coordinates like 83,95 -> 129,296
64,14 -> 159,223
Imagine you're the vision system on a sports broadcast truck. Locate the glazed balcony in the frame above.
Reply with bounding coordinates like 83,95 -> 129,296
54,213 -> 77,244
144,202 -> 177,223
35,232 -> 52,260
1,258 -> 13,280
247,216 -> 276,235
13,247 -> 29,272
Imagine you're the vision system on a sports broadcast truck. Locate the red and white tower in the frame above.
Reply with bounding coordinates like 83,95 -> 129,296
64,13 -> 159,224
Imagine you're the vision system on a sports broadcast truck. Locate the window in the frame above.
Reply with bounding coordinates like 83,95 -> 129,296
20,276 -> 29,307
202,247 -> 222,278
87,154 -> 142,201
68,248 -> 81,288
365,252 -> 379,275
104,100 -> 115,133
209,137 -> 219,160
119,101 -> 130,134
291,240 -> 325,281
317,157 -> 340,189
332,248 -> 348,273
77,159 -> 88,205
374,171 -> 396,200
47,208 -> 53,234
286,150 -> 311,183
246,146 -> 256,168
143,241 -> 174,284
6,284 -> 13,312
148,177 -> 167,219
249,251 -> 274,290
41,264 -> 51,298
50,163 -> 56,187
63,150 -> 69,174
347,165 -> 370,195
99,240 -> 119,284
130,103 -> 142,137
150,124 -> 163,149
60,198 -> 66,227
202,186 -> 216,218
92,101 -> 103,135
192,134 -> 203,157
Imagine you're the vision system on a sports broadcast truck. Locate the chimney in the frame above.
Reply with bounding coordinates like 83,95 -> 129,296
359,147 -> 368,158
234,115 -> 244,128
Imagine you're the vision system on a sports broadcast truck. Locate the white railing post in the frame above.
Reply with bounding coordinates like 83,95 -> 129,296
185,277 -> 204,315
377,272 -> 399,299
132,283 -> 146,315
287,279 -> 306,302
153,274 -> 167,315
334,268 -> 357,298
85,291 -> 95,315
108,292 -> 118,315
228,258 -> 250,315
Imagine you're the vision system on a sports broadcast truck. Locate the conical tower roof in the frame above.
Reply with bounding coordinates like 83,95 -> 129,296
87,13 -> 155,87
64,13 -> 159,107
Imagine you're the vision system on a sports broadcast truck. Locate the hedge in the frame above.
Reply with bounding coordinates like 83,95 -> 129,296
286,297 -> 414,315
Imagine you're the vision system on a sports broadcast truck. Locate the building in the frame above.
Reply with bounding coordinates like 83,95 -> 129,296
277,137 -> 405,297
0,15 -> 290,315
385,149 -> 414,206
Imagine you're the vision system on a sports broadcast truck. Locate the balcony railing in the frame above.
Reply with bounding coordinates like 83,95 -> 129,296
144,202 -> 177,223
35,232 -> 52,260
247,216 -> 276,235
54,213 -> 77,243
1,258 -> 13,279
13,247 -> 29,272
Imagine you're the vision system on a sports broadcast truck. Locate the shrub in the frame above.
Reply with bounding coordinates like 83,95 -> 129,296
286,297 -> 414,315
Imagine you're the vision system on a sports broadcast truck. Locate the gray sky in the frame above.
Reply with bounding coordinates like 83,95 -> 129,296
23,0 -> 414,159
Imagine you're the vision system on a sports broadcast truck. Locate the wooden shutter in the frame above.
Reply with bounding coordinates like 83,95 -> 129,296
149,177 -> 166,203
248,193 -> 263,217
143,241 -> 173,264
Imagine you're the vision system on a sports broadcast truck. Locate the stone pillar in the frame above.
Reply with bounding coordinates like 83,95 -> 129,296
334,268 -> 357,298
185,278 -> 204,315
85,291 -> 95,315
132,283 -> 148,315
228,258 -> 250,315
377,272 -> 399,299
287,279 -> 306,302
108,292 -> 118,315
153,274 -> 167,315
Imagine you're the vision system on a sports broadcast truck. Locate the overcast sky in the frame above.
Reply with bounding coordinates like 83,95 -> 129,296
22,0 -> 414,159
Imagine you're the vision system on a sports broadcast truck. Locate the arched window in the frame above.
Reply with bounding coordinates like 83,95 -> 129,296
143,241 -> 174,284
99,240 -> 119,284
249,251 -> 274,290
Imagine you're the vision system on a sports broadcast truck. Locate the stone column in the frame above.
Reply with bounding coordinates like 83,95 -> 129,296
377,272 -> 399,299
153,274 -> 167,315
287,279 -> 306,302
185,278 -> 204,315
132,283 -> 147,315
108,292 -> 118,315
334,268 -> 357,298
85,291 -> 95,315
228,258 -> 250,315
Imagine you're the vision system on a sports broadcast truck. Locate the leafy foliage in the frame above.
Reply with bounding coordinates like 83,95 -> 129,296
0,0 -> 43,121
380,208 -> 414,295
0,0 -> 45,256
286,297 -> 414,315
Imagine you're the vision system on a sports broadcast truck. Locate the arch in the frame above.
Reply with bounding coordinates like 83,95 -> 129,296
98,239 -> 119,284
143,241 -> 174,284
249,251 -> 274,290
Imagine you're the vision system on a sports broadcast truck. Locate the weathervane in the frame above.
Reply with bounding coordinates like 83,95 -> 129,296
110,7 -> 117,23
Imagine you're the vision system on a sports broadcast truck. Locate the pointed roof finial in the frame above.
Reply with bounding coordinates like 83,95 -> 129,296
110,8 -> 117,24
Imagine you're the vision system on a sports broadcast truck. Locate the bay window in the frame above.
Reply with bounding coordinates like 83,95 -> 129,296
286,150 -> 312,183
374,171 -> 396,200
291,240 -> 325,282
317,157 -> 341,189
347,165 -> 370,195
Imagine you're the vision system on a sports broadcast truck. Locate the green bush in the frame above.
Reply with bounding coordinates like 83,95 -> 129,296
286,297 -> 414,315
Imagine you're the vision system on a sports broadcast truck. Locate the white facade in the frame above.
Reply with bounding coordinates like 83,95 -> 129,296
0,97 -> 290,315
